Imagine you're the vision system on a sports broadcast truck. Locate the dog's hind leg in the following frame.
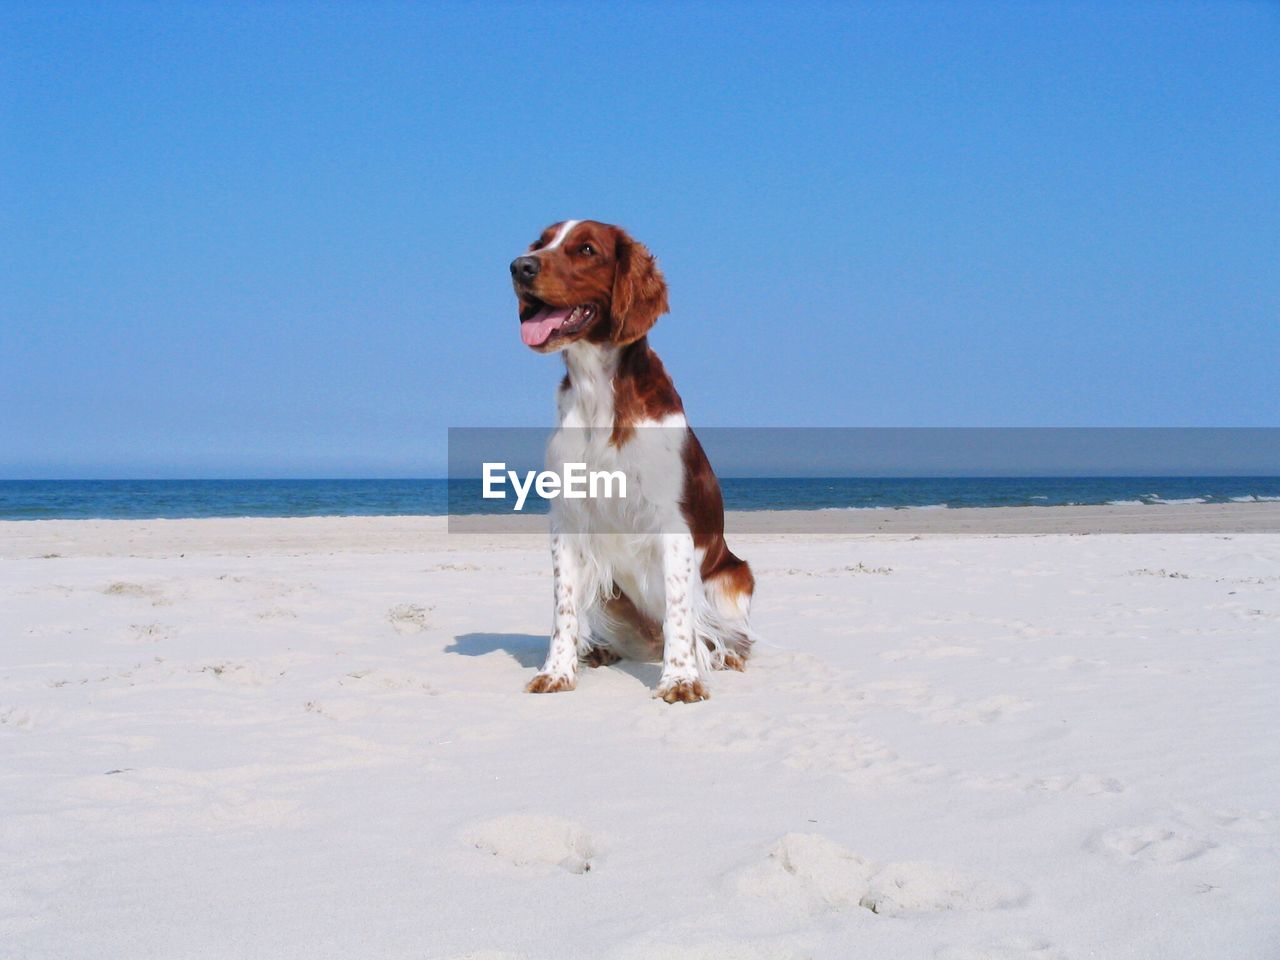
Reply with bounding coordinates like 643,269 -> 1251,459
584,587 -> 662,665
583,646 -> 621,668
714,646 -> 748,671
700,554 -> 757,670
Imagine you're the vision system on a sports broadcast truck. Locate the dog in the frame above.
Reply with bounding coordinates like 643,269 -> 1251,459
510,219 -> 756,703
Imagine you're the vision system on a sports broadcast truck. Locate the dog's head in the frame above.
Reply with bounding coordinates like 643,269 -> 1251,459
510,220 -> 669,353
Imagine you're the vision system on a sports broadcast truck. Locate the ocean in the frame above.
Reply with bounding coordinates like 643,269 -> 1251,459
1,477 -> 1278,521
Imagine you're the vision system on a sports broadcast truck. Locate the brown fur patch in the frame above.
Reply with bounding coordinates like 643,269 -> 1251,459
609,340 -> 683,446
512,221 -> 668,354
525,673 -> 576,694
659,678 -> 710,704
609,231 -> 668,346
583,647 -> 621,668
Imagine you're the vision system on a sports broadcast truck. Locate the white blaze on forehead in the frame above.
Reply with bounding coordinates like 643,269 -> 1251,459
543,219 -> 582,251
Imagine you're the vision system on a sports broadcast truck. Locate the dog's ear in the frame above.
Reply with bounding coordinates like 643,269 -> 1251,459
610,229 -> 669,346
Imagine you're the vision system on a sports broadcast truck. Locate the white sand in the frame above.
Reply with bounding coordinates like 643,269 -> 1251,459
3,515 -> 1278,959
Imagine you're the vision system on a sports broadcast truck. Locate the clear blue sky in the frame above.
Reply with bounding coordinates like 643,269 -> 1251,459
2,2 -> 1277,478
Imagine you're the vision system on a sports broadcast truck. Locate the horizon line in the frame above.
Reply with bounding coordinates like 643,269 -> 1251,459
5,474 -> 1280,483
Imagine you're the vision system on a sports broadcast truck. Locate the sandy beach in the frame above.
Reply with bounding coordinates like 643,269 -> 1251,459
3,509 -> 1278,959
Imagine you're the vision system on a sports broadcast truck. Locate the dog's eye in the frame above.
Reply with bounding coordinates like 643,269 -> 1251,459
579,244 -> 595,256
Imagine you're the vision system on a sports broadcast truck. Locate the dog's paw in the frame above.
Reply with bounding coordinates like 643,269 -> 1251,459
583,647 -> 621,668
719,651 -> 748,672
525,672 -> 577,694
656,677 -> 710,704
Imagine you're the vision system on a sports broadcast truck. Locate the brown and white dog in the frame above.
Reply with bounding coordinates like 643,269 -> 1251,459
510,219 -> 756,703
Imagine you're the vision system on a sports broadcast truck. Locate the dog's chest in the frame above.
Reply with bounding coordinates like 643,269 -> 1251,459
548,345 -> 688,538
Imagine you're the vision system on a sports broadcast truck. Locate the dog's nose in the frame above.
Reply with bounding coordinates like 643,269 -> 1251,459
510,256 -> 541,283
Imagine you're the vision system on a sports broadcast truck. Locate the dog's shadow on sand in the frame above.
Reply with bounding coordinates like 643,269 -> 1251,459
446,632 -> 663,687
446,633 -> 546,669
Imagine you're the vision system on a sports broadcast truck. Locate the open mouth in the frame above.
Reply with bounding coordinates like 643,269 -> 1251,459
519,300 -> 597,348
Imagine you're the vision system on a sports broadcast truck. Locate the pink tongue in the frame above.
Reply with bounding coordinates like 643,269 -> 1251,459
520,306 -> 575,346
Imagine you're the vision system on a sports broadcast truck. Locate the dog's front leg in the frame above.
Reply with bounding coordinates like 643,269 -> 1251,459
656,532 -> 709,703
526,533 -> 586,694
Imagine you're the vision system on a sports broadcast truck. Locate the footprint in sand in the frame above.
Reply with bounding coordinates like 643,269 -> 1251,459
0,706 -> 36,730
1093,825 -> 1214,863
460,814 -> 598,875
731,833 -> 1027,918
199,661 -> 285,687
124,622 -> 175,643
304,699 -> 375,722
103,581 -> 170,605
104,581 -> 151,597
388,603 -> 433,633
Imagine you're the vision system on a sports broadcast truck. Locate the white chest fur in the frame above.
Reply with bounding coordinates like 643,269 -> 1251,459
546,343 -> 689,621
